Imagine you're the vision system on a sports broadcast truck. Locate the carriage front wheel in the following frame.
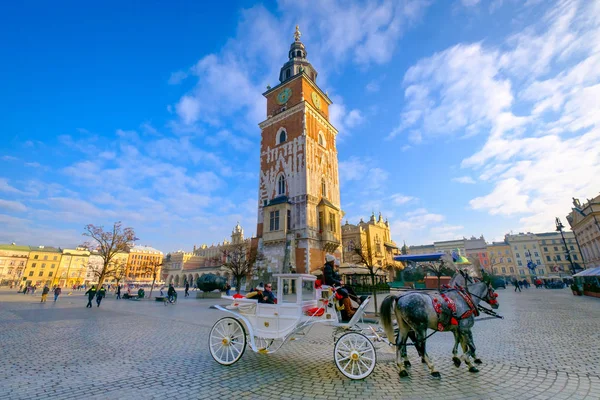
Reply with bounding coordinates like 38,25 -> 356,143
209,317 -> 247,365
334,332 -> 376,379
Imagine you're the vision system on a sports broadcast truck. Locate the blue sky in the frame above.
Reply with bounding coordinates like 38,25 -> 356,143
1,0 -> 599,252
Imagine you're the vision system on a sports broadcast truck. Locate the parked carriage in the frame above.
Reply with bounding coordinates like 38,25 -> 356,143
209,273 -> 386,380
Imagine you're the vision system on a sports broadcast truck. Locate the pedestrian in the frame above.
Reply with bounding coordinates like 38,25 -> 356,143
513,278 -> 521,292
32,285 -> 37,295
96,286 -> 106,307
40,285 -> 50,303
116,285 -> 121,300
53,287 -> 62,302
225,283 -> 231,296
185,282 -> 190,298
22,286 -> 27,294
85,285 -> 97,308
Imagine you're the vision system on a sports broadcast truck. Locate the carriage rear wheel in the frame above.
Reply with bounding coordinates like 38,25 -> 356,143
334,332 -> 376,379
209,317 -> 246,365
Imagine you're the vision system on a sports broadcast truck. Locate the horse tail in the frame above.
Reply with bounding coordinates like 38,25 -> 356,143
380,294 -> 399,343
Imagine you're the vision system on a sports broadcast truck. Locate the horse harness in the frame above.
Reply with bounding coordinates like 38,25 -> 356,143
432,285 -> 479,332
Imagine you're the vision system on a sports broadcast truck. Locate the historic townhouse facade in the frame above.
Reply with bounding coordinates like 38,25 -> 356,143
163,223 -> 252,287
536,232 -> 582,275
567,195 -> 600,270
255,27 -> 342,274
21,246 -> 62,287
487,241 -> 514,276
341,213 -> 402,281
126,245 -> 164,284
55,247 -> 90,288
0,244 -> 30,286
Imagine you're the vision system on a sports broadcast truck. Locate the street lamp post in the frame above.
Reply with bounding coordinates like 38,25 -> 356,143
555,217 -> 576,275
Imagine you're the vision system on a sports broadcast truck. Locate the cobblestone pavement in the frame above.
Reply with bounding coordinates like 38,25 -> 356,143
1,287 -> 599,400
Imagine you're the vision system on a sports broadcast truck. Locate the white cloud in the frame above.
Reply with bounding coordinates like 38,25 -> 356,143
393,0 -> 600,233
461,0 -> 480,6
0,199 -> 27,213
281,0 -> 432,67
366,81 -> 380,92
389,208 -> 464,245
0,178 -> 24,194
452,176 -> 476,184
204,130 -> 255,152
175,96 -> 201,125
390,194 -> 415,205
168,70 -> 188,85
339,157 -> 368,183
329,96 -> 364,135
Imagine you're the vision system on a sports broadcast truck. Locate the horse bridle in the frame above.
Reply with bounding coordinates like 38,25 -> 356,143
459,270 -> 501,312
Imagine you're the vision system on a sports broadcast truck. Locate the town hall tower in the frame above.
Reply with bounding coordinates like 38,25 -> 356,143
256,26 -> 342,274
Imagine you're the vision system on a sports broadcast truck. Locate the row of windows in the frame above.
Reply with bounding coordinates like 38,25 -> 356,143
276,128 -> 326,147
30,263 -> 56,268
29,271 -> 54,277
493,266 -> 546,275
0,260 -> 26,266
541,239 -> 574,245
33,255 -> 59,261
275,174 -> 328,198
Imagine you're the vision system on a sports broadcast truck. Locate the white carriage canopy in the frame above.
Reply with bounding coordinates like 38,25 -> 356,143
573,266 -> 600,277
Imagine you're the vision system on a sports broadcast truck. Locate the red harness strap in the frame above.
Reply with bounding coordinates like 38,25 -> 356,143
455,286 -> 480,319
432,293 -> 459,331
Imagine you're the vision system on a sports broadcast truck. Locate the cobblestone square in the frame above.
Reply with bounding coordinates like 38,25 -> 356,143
1,288 -> 599,399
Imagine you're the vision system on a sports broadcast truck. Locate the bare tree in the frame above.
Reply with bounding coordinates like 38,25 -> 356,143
351,240 -> 384,314
143,260 -> 163,299
81,222 -> 137,288
221,243 -> 263,294
109,261 -> 127,288
423,255 -> 457,290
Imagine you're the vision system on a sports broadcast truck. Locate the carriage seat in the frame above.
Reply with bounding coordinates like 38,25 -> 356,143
225,297 -> 258,315
336,296 -> 371,328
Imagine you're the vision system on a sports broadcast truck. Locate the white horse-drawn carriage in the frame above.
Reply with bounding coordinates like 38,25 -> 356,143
209,273 -> 383,379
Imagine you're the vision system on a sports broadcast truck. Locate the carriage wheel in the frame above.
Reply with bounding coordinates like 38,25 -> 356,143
334,332 -> 376,380
209,317 -> 246,365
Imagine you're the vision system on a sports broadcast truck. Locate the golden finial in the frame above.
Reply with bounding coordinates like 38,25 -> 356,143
294,25 -> 301,41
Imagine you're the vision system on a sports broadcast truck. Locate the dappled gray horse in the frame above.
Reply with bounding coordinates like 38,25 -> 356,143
380,277 -> 499,377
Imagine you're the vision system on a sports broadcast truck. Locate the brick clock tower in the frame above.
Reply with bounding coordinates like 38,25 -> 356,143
256,26 -> 342,274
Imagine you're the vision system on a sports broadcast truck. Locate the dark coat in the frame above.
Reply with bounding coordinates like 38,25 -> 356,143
323,262 -> 341,286
85,288 -> 96,299
263,290 -> 276,304
97,288 -> 106,298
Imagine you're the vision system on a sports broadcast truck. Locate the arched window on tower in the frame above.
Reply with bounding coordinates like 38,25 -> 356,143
278,175 -> 286,196
286,69 -> 291,79
296,50 -> 301,57
278,129 -> 287,144
321,178 -> 326,198
318,131 -> 326,147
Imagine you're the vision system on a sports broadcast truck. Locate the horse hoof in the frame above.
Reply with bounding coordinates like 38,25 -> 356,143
431,371 -> 441,378
452,357 -> 461,367
399,370 -> 409,378
469,366 -> 479,373
404,360 -> 412,367
474,358 -> 482,365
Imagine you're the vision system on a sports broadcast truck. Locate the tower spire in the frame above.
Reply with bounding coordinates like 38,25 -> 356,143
294,25 -> 302,42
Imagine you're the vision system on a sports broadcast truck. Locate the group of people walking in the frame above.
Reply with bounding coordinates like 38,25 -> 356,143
32,285 -> 63,303
85,285 -> 107,307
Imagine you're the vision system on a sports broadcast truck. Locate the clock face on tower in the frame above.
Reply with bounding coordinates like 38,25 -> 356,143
311,92 -> 321,109
277,87 -> 292,104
